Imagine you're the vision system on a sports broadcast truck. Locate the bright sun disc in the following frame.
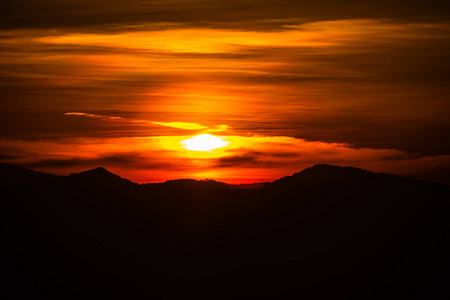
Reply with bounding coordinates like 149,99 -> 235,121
181,134 -> 230,151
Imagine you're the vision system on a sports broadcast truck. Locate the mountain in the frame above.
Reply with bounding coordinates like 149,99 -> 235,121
1,163 -> 449,299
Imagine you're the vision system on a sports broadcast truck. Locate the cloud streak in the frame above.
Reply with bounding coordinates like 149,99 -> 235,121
2,0 -> 449,31
65,112 -> 227,132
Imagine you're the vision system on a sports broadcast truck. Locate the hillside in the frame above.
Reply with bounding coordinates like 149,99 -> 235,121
1,163 -> 449,299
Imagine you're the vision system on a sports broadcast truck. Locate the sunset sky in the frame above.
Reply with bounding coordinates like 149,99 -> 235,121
1,0 -> 449,184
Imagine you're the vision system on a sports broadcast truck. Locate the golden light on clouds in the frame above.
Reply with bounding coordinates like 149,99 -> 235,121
36,27 -> 334,53
64,112 -> 227,132
1,15 -> 449,184
2,133 -> 449,184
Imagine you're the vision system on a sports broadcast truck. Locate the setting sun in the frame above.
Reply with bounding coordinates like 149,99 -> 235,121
181,134 -> 230,152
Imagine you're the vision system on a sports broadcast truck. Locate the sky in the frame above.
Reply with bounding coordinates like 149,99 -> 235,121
1,0 -> 449,184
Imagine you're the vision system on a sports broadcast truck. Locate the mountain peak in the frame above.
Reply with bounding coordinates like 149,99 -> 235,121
300,164 -> 373,174
68,166 -> 135,187
271,164 -> 377,188
87,166 -> 111,174
71,167 -> 113,177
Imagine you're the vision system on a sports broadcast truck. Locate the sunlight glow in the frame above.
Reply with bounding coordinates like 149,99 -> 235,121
181,134 -> 230,152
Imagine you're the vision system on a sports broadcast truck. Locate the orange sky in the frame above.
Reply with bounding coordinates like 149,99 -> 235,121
1,1 -> 449,184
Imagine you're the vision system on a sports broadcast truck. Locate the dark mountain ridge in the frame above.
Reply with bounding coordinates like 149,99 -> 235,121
1,163 -> 449,299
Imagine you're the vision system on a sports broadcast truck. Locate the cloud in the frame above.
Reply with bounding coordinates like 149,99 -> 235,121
2,19 -> 447,156
65,112 -> 123,120
1,0 -> 450,31
0,15 -> 449,183
65,112 -> 228,132
152,121 -> 208,130
18,152 -> 178,170
1,135 -> 449,184
215,152 -> 262,167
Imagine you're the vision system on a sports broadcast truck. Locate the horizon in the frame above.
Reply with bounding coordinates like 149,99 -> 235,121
3,162 -> 448,186
1,1 -> 449,185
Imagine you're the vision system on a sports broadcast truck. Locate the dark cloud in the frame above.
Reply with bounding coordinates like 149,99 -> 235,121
17,152 -> 179,170
215,149 -> 305,168
1,0 -> 450,31
0,154 -> 23,160
215,152 -> 262,167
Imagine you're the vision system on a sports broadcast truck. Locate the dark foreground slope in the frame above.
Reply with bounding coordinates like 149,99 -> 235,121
1,163 -> 449,299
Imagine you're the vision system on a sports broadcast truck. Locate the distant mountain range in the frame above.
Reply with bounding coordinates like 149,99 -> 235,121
1,163 -> 449,299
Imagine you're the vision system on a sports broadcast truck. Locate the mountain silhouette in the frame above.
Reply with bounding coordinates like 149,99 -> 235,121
1,163 -> 449,299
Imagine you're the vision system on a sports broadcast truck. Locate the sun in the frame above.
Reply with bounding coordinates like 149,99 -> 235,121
181,134 -> 230,152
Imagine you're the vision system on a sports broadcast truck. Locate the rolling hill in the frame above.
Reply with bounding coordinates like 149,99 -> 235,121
1,163 -> 449,299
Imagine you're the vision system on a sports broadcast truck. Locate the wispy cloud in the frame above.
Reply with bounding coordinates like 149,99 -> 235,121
2,0 -> 449,31
151,121 -> 208,130
65,112 -> 228,132
65,112 -> 123,120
